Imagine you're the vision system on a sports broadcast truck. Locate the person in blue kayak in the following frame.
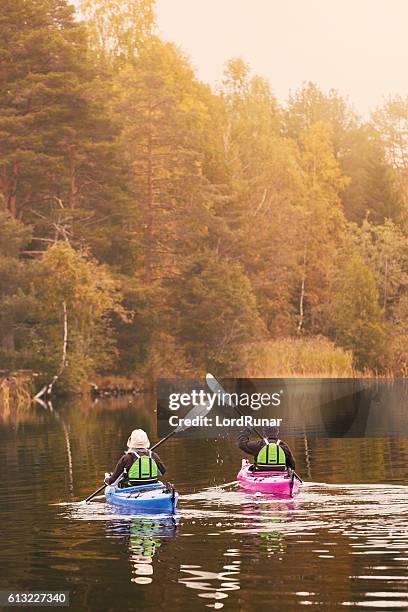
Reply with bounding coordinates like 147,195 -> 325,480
238,425 -> 296,472
104,429 -> 166,487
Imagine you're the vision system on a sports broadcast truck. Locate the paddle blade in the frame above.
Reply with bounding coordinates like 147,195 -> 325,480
206,373 -> 234,407
174,401 -> 212,433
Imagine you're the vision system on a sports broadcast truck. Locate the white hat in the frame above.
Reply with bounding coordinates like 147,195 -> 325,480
127,429 -> 150,449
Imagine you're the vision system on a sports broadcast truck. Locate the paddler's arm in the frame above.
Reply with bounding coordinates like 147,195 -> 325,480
106,455 -> 130,485
238,428 -> 263,456
152,451 -> 166,475
280,442 -> 296,470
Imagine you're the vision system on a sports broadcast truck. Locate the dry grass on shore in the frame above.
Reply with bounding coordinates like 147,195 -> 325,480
239,336 -> 357,378
0,376 -> 32,413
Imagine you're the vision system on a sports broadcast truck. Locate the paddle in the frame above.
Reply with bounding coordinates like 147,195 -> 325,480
289,471 -> 296,496
205,373 -> 303,485
84,400 -> 212,503
84,483 -> 106,504
150,401 -> 210,452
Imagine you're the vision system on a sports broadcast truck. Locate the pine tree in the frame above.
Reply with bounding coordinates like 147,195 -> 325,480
173,251 -> 264,373
295,121 -> 347,333
341,126 -> 401,223
328,253 -> 387,370
215,60 -> 303,335
0,0 -> 82,218
0,0 -> 133,266
0,212 -> 33,367
116,40 -> 212,282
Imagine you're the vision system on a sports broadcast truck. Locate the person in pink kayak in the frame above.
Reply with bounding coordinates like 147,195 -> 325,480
238,425 -> 296,472
104,429 -> 166,487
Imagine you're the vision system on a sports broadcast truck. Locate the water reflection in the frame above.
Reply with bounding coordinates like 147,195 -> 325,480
3,394 -> 408,611
179,549 -> 241,609
35,397 -> 75,495
179,480 -> 408,608
129,518 -> 176,585
241,499 -> 295,559
106,516 -> 178,586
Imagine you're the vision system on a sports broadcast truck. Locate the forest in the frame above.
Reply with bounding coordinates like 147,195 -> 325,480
2,0 -> 408,392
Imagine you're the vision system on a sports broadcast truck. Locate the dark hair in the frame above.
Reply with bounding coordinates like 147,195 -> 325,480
264,425 -> 279,438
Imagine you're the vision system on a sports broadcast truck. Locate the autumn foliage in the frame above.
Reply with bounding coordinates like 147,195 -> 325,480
1,0 -> 408,389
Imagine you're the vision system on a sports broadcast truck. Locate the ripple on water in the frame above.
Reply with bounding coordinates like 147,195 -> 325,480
56,479 -> 408,610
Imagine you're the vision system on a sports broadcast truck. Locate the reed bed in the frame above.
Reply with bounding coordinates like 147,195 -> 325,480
239,336 -> 356,377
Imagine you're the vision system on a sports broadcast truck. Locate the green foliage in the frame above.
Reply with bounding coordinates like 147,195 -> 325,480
371,95 -> 408,209
115,39 -> 213,281
286,83 -> 401,225
173,252 -> 264,373
3,0 -> 408,387
0,211 -> 32,257
215,61 -> 302,335
0,0 -> 88,218
0,0 -> 133,269
80,0 -> 155,62
0,212 -> 33,368
387,295 -> 408,376
294,121 -> 347,333
29,243 -> 124,392
285,81 -> 357,154
348,219 -> 408,315
340,126 -> 402,223
328,254 -> 387,370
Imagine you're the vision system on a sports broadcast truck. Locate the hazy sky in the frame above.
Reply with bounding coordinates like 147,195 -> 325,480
155,0 -> 408,115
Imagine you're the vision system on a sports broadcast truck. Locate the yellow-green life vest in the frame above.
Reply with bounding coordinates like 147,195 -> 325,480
128,451 -> 158,481
256,440 -> 286,466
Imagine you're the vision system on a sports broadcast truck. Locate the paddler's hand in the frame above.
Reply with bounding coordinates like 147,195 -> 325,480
104,472 -> 111,485
237,427 -> 252,441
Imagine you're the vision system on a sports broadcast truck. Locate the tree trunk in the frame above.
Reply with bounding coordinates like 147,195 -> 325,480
144,106 -> 154,283
383,255 -> 388,312
8,162 -> 18,218
34,301 -> 68,400
1,330 -> 15,352
297,245 -> 308,333
297,274 -> 305,333
0,165 -> 6,207
69,146 -> 77,209
0,163 -> 19,218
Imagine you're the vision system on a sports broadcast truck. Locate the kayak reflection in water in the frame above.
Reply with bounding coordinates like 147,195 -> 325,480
238,426 -> 296,472
128,517 -> 175,585
104,429 -> 166,487
107,516 -> 178,586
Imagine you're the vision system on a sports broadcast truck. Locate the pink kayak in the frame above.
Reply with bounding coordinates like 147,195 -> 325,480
237,459 -> 301,497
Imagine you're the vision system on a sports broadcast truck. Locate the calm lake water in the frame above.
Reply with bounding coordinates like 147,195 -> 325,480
1,394 -> 408,611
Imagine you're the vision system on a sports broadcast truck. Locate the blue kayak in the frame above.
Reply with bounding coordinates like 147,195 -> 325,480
105,481 -> 178,514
